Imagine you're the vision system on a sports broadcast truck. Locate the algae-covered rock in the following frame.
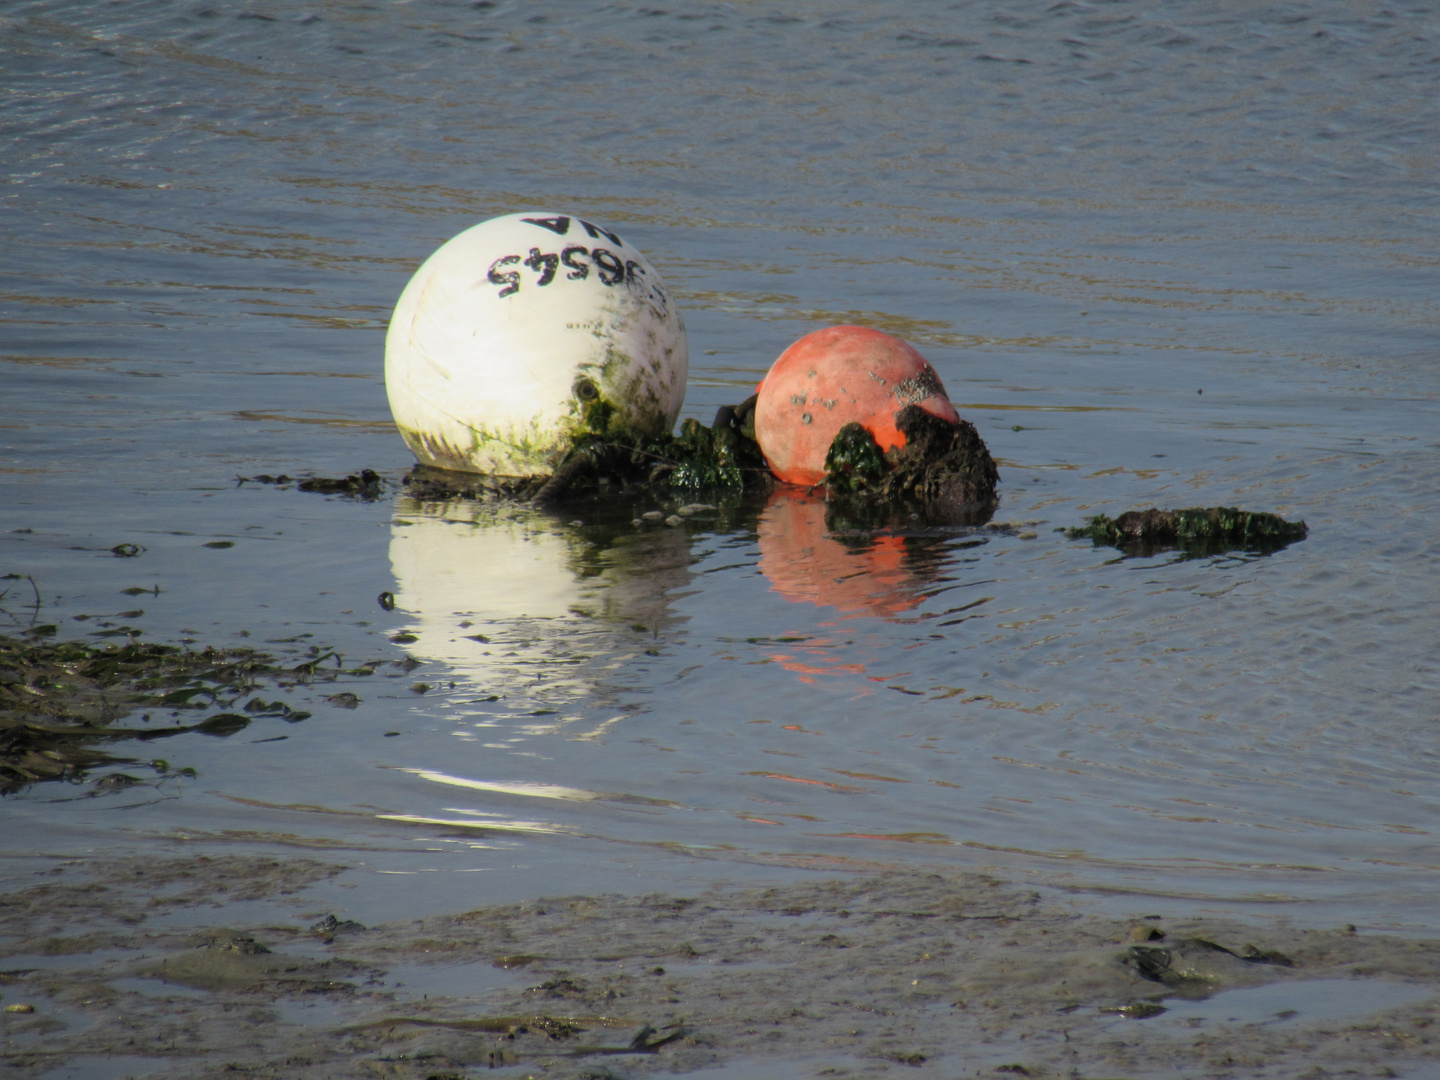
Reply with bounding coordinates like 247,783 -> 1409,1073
1068,507 -> 1308,556
821,405 -> 999,527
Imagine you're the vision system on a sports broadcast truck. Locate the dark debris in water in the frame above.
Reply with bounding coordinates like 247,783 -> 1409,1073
238,469 -> 384,500
0,634 -> 380,794
1067,506 -> 1308,557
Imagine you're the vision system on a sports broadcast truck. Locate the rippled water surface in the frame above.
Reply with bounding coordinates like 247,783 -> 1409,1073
3,0 -> 1438,929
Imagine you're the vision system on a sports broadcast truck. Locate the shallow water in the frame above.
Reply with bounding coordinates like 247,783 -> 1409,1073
3,0 -> 1438,932
1141,977 -> 1434,1032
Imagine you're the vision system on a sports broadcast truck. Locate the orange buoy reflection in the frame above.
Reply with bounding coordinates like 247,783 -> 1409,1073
756,489 -> 930,621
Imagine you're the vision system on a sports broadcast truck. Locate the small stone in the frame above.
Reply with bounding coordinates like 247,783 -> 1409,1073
1099,1001 -> 1167,1019
665,515 -> 683,527
4,1004 -> 35,1014
1018,531 -> 1038,540
642,511 -> 664,521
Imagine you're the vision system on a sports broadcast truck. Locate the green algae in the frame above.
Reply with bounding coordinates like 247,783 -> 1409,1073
820,406 -> 1000,527
1068,507 -> 1309,557
529,397 -> 771,505
0,634 -> 375,793
823,422 -> 889,493
400,395 -> 1000,527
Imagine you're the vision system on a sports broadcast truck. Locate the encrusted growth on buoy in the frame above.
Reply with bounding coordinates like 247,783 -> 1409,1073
1068,507 -> 1308,556
822,422 -> 890,492
524,400 -> 774,506
820,406 -> 999,526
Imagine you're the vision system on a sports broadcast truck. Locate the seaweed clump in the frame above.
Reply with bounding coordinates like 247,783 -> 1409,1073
239,471 -> 384,500
0,634 -> 361,793
532,394 -> 772,505
402,395 -> 775,506
1068,507 -> 1308,557
399,395 -> 1000,528
822,405 -> 1000,527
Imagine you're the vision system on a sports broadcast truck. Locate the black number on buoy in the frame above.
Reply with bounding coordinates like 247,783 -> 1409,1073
591,247 -> 626,285
487,254 -> 521,297
561,245 -> 591,280
522,216 -> 571,235
486,243 -> 647,297
524,247 -> 559,286
579,219 -> 623,246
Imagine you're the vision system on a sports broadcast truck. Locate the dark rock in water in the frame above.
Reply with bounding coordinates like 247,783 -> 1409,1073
1068,507 -> 1308,557
296,469 -> 383,499
310,913 -> 367,939
241,470 -> 384,500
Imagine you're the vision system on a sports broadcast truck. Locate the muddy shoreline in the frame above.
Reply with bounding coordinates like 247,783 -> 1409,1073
1,853 -> 1436,1080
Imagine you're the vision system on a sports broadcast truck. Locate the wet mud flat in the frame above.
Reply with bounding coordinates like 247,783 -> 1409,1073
1,855 -> 1437,1080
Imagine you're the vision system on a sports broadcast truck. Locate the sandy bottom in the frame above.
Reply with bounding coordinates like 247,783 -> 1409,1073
1,855 -> 1437,1080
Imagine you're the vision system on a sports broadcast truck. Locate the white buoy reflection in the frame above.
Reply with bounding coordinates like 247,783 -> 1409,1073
386,495 -> 692,724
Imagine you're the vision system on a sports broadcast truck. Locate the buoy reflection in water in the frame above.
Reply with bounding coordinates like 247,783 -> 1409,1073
756,489 -> 935,621
386,500 -> 690,711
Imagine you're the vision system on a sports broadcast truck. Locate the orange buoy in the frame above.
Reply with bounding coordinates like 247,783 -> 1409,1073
753,326 -> 960,486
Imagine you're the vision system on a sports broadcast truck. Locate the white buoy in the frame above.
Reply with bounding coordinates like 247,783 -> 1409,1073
385,212 -> 688,476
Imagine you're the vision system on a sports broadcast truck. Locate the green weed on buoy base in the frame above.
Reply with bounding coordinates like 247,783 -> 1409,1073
385,213 -> 688,477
